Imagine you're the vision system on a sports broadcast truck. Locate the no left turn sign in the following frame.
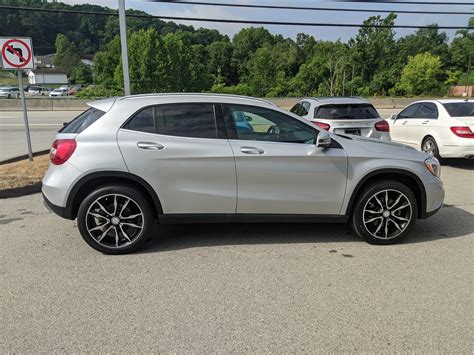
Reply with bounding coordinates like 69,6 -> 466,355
0,37 -> 35,70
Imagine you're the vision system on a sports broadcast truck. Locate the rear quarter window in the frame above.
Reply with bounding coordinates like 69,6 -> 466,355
60,108 -> 105,134
314,104 -> 379,120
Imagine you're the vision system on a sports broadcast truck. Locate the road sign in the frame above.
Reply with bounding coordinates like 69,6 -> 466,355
0,37 -> 34,70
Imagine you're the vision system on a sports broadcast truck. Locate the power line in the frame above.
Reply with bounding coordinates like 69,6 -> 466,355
0,5 -> 472,30
333,0 -> 474,5
152,0 -> 473,15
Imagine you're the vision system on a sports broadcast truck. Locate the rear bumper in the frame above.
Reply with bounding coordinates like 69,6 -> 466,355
439,144 -> 474,158
43,192 -> 74,220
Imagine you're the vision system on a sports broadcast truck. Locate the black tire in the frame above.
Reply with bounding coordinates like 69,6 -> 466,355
7,94 -> 11,99
350,179 -> 418,245
77,185 -> 155,254
422,136 -> 441,161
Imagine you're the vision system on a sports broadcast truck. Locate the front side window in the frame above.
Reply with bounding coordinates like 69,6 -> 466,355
290,103 -> 301,115
443,102 -> 474,117
398,103 -> 421,119
125,104 -> 218,139
60,107 -> 106,134
226,104 -> 316,144
417,103 -> 439,119
300,101 -> 310,116
314,104 -> 379,119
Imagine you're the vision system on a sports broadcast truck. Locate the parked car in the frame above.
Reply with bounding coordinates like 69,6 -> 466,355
28,86 -> 50,96
290,97 -> 390,140
67,85 -> 82,96
0,86 -> 20,99
42,94 -> 444,254
389,99 -> 474,160
49,88 -> 68,97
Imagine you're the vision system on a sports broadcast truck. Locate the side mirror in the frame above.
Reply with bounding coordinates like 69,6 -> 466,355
63,122 -> 68,127
316,130 -> 331,148
390,114 -> 398,121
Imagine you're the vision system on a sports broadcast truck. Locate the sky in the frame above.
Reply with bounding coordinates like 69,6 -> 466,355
59,0 -> 473,42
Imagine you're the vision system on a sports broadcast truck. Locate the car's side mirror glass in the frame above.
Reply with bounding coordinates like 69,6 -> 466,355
316,130 -> 331,148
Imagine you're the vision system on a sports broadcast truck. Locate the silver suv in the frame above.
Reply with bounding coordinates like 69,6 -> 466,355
42,94 -> 444,254
290,97 -> 391,140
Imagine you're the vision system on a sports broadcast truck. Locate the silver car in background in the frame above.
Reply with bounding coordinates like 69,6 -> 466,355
290,97 -> 391,140
42,94 -> 443,254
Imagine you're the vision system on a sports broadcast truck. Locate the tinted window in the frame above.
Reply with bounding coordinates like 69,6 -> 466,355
300,101 -> 310,115
398,103 -> 421,119
226,104 -> 316,144
314,104 -> 379,119
125,104 -> 218,139
443,102 -> 474,117
60,108 -> 105,134
417,103 -> 438,119
290,103 -> 301,114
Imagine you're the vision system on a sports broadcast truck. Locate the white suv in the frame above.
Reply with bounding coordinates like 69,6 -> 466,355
290,97 -> 391,140
389,99 -> 474,160
42,94 -> 444,254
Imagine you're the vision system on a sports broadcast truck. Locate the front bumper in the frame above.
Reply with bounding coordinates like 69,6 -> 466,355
419,172 -> 444,219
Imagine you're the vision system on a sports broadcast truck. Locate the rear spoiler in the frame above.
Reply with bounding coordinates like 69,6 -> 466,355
87,97 -> 118,112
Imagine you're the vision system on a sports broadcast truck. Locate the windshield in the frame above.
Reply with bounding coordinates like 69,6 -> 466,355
314,103 -> 380,120
443,102 -> 474,117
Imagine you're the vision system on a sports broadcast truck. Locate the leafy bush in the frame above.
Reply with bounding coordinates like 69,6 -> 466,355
76,85 -> 123,100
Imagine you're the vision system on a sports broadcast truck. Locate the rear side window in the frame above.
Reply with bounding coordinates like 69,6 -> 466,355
60,108 -> 105,134
417,103 -> 438,119
443,102 -> 474,117
125,104 -> 218,139
314,104 -> 379,119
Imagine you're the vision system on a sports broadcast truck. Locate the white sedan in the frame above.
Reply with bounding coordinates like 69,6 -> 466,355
389,99 -> 474,160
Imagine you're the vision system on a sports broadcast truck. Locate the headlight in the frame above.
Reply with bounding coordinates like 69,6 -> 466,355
425,157 -> 441,178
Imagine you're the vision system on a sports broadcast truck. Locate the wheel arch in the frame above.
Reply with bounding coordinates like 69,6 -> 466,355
67,171 -> 163,220
346,169 -> 427,219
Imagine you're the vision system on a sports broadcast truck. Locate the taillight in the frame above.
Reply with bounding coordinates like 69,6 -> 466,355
375,120 -> 390,132
312,121 -> 331,131
50,139 -> 77,165
450,126 -> 474,138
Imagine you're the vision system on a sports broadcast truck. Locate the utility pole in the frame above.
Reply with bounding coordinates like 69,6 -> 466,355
118,0 -> 131,96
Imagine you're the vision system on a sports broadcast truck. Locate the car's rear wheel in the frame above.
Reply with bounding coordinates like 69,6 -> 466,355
422,137 -> 441,161
350,180 -> 418,245
77,185 -> 155,254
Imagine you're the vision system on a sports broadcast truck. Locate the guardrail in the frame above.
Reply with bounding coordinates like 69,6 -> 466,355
0,97 -> 435,111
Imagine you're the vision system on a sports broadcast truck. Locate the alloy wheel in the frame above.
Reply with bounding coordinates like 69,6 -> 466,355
423,140 -> 435,156
362,189 -> 412,240
85,194 -> 144,249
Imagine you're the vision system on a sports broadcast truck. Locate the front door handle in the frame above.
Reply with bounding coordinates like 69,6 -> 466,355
240,146 -> 265,155
137,141 -> 165,150
402,121 -> 408,125
422,120 -> 430,124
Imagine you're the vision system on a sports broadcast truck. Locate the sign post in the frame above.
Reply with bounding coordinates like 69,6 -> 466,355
0,37 -> 35,161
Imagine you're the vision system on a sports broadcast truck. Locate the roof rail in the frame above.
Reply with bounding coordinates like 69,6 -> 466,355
306,96 -> 367,101
117,92 -> 277,106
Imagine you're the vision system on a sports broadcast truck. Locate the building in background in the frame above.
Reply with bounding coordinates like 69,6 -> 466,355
34,54 -> 55,68
27,69 -> 68,85
450,86 -> 473,97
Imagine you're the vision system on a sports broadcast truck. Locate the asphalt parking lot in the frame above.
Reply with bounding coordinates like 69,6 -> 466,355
0,160 -> 472,352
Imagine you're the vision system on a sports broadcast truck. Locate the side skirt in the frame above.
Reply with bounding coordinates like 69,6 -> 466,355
159,214 -> 348,224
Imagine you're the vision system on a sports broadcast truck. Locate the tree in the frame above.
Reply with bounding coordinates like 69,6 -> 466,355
450,17 -> 474,81
70,63 -> 92,84
53,34 -> 80,73
396,53 -> 443,95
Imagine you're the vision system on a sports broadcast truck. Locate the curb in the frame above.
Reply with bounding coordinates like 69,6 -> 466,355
0,150 -> 50,165
0,183 -> 42,199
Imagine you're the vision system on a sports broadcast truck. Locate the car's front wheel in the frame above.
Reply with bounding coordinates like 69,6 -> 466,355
77,185 -> 155,254
350,180 -> 418,245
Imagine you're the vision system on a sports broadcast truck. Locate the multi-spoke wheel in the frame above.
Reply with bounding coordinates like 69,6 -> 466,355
77,185 -> 155,254
422,137 -> 441,161
350,180 -> 418,245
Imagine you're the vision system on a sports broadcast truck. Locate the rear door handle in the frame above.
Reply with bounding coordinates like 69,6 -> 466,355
422,120 -> 430,124
240,146 -> 265,155
137,141 -> 165,150
402,121 -> 408,125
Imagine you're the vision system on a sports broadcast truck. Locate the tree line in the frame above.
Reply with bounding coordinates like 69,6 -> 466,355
1,1 -> 472,97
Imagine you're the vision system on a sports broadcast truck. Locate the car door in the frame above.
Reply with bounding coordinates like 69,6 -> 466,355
405,102 -> 439,147
117,103 -> 237,214
223,104 -> 347,215
390,103 -> 421,143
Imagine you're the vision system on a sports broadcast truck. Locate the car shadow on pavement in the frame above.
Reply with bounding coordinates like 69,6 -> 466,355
139,205 -> 473,253
443,159 -> 474,170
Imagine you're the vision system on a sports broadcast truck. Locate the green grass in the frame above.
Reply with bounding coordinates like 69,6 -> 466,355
0,71 -> 28,87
